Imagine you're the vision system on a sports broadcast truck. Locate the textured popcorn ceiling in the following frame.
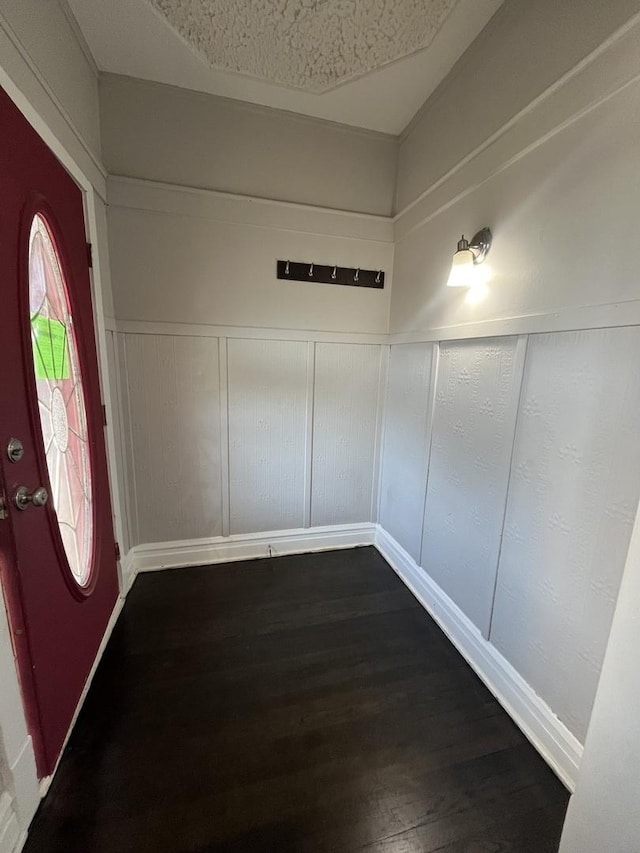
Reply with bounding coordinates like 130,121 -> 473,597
148,0 -> 460,92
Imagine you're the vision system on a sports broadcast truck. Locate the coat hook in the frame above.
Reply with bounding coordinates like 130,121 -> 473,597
331,265 -> 337,280
375,270 -> 382,284
284,260 -> 290,275
309,262 -> 314,277
354,268 -> 360,282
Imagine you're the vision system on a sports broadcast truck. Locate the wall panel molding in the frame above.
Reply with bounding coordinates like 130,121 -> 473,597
124,333 -> 223,544
420,336 -> 527,637
311,344 -> 383,527
378,342 -> 435,561
218,337 -> 231,538
303,341 -> 316,529
370,345 -> 389,524
111,308 -> 640,350
227,339 -> 308,535
389,303 -> 640,346
113,319 -> 387,345
490,327 -> 640,743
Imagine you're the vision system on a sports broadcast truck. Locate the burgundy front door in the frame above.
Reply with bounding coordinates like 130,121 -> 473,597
0,87 -> 119,777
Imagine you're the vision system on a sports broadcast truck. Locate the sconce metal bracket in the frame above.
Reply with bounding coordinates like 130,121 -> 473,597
469,227 -> 492,265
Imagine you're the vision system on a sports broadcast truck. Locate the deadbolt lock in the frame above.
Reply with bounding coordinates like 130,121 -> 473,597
7,438 -> 24,463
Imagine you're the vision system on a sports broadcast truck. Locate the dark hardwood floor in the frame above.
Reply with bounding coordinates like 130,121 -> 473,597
24,547 -> 569,852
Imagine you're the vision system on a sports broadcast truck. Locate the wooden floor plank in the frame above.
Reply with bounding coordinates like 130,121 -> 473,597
24,547 -> 569,852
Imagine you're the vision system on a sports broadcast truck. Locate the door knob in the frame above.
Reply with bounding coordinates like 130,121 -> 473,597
13,486 -> 49,511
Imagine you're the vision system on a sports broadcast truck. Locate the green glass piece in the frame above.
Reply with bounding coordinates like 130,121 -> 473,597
31,315 -> 70,381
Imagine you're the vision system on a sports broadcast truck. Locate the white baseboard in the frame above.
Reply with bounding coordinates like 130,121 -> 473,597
375,525 -> 583,791
119,551 -> 137,595
132,522 -> 377,573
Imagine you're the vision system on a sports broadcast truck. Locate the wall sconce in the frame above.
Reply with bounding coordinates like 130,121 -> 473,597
446,227 -> 492,287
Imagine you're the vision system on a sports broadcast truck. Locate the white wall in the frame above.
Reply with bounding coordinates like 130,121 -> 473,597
100,73 -> 397,216
118,333 -> 384,549
228,339 -> 308,535
378,343 -> 434,564
107,179 -> 393,334
377,0 -> 640,808
0,0 -> 102,187
124,334 -> 223,544
0,0 -> 100,158
491,328 -> 640,743
558,496 -> 640,853
421,336 -> 525,638
311,344 -> 383,527
106,163 -> 393,553
396,0 -> 640,212
378,326 -> 640,786
392,13 -> 640,338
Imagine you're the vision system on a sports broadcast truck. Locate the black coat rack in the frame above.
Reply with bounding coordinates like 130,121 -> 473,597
277,260 -> 385,289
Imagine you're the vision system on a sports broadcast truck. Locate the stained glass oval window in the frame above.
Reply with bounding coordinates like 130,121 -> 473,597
28,214 -> 94,588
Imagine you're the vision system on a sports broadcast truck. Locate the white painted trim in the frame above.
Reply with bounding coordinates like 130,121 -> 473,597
119,552 -> 137,596
487,335 -> 530,637
389,301 -> 640,345
395,11 -> 640,228
107,329 -> 134,560
85,195 -> 129,597
38,595 -> 126,798
112,304 -> 640,347
13,828 -> 26,853
6,739 -> 37,850
114,319 -> 388,345
0,12 -> 106,198
107,176 -> 394,243
132,523 -> 376,573
218,338 -> 231,539
375,525 -> 583,791
119,336 -> 140,548
0,793 -> 20,853
417,341 -> 439,568
370,345 -> 389,524
57,0 -> 100,79
303,342 -> 316,529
